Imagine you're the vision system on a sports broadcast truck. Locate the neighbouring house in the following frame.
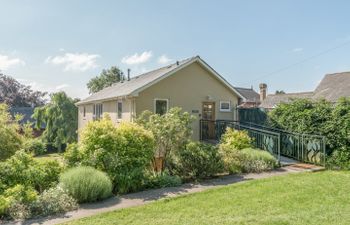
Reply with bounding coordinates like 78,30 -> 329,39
76,56 -> 250,140
235,87 -> 260,108
260,72 -> 350,109
9,107 -> 45,136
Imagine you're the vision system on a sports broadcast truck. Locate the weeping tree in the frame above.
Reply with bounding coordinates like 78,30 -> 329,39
33,92 -> 78,151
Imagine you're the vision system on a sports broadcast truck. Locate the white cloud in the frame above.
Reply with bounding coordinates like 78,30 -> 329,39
121,51 -> 152,65
292,48 -> 303,52
0,54 -> 25,70
55,84 -> 70,90
45,52 -> 100,72
157,54 -> 172,64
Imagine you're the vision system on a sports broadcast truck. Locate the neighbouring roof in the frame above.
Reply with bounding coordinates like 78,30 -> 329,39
260,72 -> 350,109
77,56 -> 245,105
313,72 -> 350,102
9,107 -> 45,128
235,87 -> 260,103
260,92 -> 314,109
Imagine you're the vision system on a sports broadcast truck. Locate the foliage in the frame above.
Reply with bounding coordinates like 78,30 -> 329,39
0,73 -> 46,107
171,142 -> 224,179
73,117 -> 155,193
0,151 -> 63,193
136,107 -> 195,171
143,171 -> 182,189
87,66 -> 125,93
0,185 -> 38,219
23,138 -> 47,156
64,143 -> 81,167
33,92 -> 78,151
0,103 -> 23,161
275,90 -> 286,95
30,186 -> 78,217
268,98 -> 350,162
60,166 -> 112,203
326,147 -> 350,170
219,128 -> 252,151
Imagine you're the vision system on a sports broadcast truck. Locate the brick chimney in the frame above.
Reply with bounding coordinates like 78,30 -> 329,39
259,83 -> 267,101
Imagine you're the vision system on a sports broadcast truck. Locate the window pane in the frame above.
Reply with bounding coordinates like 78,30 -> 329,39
221,103 -> 230,109
156,100 -> 167,115
117,102 -> 122,119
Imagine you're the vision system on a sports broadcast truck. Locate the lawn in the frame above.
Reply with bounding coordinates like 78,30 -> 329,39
65,171 -> 350,225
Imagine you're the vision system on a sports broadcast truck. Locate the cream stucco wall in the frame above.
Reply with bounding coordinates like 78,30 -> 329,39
135,62 -> 239,140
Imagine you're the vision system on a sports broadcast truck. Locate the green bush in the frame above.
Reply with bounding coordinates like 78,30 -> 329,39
144,172 -> 182,189
0,104 -> 23,161
0,151 -> 63,193
220,128 -> 252,151
1,185 -> 38,219
31,186 -> 78,217
326,148 -> 350,170
171,142 -> 224,179
221,147 -> 278,174
60,166 -> 112,203
23,138 -> 47,156
64,142 -> 81,167
76,117 -> 155,193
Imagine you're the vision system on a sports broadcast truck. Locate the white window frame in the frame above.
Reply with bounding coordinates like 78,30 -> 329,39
154,98 -> 169,115
93,103 -> 103,120
219,101 -> 231,112
117,100 -> 123,120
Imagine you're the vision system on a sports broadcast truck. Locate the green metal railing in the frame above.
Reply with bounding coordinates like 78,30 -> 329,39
199,119 -> 326,165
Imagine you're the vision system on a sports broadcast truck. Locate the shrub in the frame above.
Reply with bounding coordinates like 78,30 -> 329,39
326,148 -> 350,170
31,186 -> 78,217
77,117 -> 155,193
0,151 -> 63,193
64,142 -> 81,167
144,172 -> 182,189
171,142 -> 224,179
23,138 -> 47,156
221,147 -> 278,174
0,104 -> 23,161
220,128 -> 252,151
60,166 -> 112,203
136,107 -> 195,171
2,185 -> 38,219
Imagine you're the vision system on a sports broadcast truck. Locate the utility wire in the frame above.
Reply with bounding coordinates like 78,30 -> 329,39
244,39 -> 350,85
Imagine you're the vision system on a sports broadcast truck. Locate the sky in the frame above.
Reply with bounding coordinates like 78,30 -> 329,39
1,0 -> 350,99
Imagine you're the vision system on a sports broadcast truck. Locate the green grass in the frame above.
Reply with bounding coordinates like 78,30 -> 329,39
65,171 -> 350,225
34,153 -> 64,164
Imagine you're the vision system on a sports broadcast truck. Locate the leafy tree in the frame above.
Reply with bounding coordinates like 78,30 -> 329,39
32,92 -> 78,151
136,107 -> 195,171
87,66 -> 125,93
0,73 -> 46,107
275,90 -> 286,95
0,104 -> 23,161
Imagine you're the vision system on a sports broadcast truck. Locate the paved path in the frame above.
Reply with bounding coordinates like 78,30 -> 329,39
6,164 -> 323,225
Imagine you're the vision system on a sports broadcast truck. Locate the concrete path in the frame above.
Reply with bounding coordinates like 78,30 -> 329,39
6,164 -> 324,225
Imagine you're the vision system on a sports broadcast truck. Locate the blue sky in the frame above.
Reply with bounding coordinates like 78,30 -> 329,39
1,0 -> 350,99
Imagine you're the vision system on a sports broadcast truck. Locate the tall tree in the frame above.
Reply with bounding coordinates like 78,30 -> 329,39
275,90 -> 286,95
33,92 -> 78,151
0,73 -> 46,107
87,66 -> 125,94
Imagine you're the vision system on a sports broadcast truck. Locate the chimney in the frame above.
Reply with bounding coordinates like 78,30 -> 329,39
176,61 -> 179,66
120,71 -> 124,82
259,83 -> 267,101
127,68 -> 131,81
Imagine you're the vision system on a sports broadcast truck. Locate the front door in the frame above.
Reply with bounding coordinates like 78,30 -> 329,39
202,102 -> 216,139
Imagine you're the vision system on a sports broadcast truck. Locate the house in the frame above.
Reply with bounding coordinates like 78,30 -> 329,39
9,107 -> 45,136
260,72 -> 350,109
76,56 -> 248,140
235,87 -> 260,108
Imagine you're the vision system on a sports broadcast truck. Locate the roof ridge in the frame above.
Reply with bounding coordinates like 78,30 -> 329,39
267,91 -> 314,97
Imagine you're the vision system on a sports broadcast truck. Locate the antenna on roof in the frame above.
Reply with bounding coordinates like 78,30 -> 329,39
127,68 -> 131,81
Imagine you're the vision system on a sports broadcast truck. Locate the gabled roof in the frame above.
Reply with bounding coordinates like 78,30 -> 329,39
234,87 -> 260,103
313,72 -> 350,102
77,56 -> 245,105
260,92 -> 314,109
